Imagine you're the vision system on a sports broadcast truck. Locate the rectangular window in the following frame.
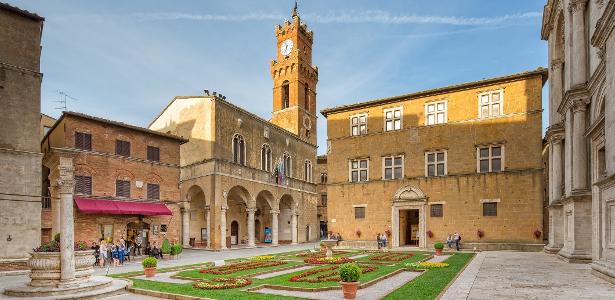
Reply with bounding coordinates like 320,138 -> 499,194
42,197 -> 51,209
483,202 -> 498,216
115,140 -> 131,157
74,175 -> 92,195
99,224 -> 113,241
349,159 -> 369,182
147,183 -> 160,200
383,155 -> 403,180
384,107 -> 402,131
320,194 -> 327,206
74,132 -> 92,151
477,145 -> 504,173
147,146 -> 160,162
430,204 -> 443,217
425,151 -> 447,177
425,101 -> 447,125
116,180 -> 130,198
478,90 -> 503,118
350,114 -> 368,136
354,206 -> 366,219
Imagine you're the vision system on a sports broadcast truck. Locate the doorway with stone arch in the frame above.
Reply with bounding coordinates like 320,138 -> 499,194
391,185 -> 427,248
230,221 -> 239,245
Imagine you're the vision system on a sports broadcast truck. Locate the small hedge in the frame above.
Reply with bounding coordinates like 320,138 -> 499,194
171,244 -> 183,255
339,263 -> 361,282
434,242 -> 444,250
142,257 -> 158,268
161,239 -> 171,254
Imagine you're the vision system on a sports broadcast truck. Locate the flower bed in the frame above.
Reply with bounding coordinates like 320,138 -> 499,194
199,260 -> 286,275
289,265 -> 377,283
304,256 -> 354,265
369,253 -> 414,262
250,255 -> 275,261
193,277 -> 252,290
406,262 -> 449,269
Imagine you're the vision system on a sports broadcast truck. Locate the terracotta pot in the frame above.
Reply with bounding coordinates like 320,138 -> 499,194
340,281 -> 359,299
144,267 -> 156,277
435,249 -> 443,256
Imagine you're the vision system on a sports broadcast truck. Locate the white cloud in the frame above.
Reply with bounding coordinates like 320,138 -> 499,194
128,10 -> 541,26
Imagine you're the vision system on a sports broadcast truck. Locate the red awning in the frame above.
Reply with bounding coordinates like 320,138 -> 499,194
74,197 -> 172,216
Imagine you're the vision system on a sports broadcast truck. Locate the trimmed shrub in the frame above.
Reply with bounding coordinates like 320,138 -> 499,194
53,233 -> 60,243
339,263 -> 361,282
434,242 -> 444,250
142,257 -> 158,268
161,239 -> 171,254
171,244 -> 183,255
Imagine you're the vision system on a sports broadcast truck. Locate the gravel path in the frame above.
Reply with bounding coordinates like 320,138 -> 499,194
426,255 -> 451,263
253,265 -> 314,279
256,270 -> 422,300
349,254 -> 369,259
133,271 -> 194,284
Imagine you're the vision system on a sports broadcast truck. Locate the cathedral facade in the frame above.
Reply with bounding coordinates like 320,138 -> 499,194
149,8 -> 319,250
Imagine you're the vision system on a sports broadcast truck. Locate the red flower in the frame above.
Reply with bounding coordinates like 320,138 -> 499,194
533,229 -> 542,239
477,229 -> 485,239
426,230 -> 434,238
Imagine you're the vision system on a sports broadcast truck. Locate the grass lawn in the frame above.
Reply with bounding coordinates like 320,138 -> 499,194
121,250 -> 473,300
382,252 -> 475,300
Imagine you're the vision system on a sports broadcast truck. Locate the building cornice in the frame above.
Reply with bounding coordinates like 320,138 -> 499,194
588,59 -> 606,96
541,0 -> 559,40
0,61 -> 42,77
46,147 -> 181,169
545,122 -> 565,142
585,114 -> 605,138
558,84 -> 590,114
591,0 -> 615,49
320,68 -> 547,117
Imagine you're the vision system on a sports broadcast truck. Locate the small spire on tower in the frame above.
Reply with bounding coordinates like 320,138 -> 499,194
291,0 -> 298,18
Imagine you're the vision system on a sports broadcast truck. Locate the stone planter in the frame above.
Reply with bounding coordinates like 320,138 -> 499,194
28,250 -> 95,287
144,267 -> 156,278
340,281 -> 358,299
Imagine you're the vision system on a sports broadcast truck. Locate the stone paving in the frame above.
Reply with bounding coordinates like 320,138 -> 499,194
442,251 -> 615,300
133,271 -> 194,284
253,265 -> 314,279
426,254 -> 451,263
256,270 -> 422,300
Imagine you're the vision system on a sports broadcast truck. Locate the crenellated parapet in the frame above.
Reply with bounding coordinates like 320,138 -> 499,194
274,16 -> 314,43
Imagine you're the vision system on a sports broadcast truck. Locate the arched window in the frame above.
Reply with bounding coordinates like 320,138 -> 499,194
320,173 -> 327,183
304,160 -> 312,183
261,144 -> 272,172
232,134 -> 246,166
304,84 -> 309,111
282,80 -> 290,109
283,152 -> 292,177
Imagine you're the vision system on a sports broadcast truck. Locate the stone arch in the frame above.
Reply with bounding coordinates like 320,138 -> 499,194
112,168 -> 135,181
184,184 -> 210,247
254,190 -> 274,243
226,185 -> 251,245
278,194 -> 296,243
393,185 -> 427,202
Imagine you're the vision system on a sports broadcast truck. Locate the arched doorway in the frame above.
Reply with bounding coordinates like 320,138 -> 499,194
187,185 -> 209,248
279,194 -> 295,243
391,186 -> 427,248
127,221 -> 150,255
231,221 -> 239,245
255,220 -> 261,242
255,190 -> 274,244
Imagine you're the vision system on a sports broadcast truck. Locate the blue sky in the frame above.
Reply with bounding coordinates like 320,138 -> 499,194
11,0 -> 548,154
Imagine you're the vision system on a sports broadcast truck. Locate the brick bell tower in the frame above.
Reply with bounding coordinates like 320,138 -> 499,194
270,2 -> 318,146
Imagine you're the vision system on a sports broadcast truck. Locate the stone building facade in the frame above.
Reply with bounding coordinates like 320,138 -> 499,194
322,69 -> 547,250
41,112 -> 185,247
316,155 -> 328,238
0,3 -> 45,261
40,113 -> 56,243
149,7 -> 318,250
541,0 -> 615,282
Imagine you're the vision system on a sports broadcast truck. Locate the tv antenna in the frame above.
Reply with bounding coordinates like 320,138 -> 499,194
54,90 -> 79,111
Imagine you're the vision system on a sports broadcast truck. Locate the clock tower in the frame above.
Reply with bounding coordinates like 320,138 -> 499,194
270,2 -> 318,146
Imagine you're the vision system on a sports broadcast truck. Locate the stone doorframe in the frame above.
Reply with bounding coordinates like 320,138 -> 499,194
391,186 -> 427,248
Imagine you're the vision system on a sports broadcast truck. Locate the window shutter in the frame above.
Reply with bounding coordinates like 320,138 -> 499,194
116,180 -> 130,198
147,183 -> 160,200
75,133 -> 83,149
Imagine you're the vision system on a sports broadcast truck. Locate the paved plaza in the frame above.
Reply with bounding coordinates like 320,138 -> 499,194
442,251 -> 615,300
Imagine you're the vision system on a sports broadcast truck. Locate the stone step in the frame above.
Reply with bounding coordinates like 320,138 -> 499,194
3,276 -> 127,299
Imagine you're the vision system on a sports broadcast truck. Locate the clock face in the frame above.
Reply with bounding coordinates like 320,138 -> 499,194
280,39 -> 293,56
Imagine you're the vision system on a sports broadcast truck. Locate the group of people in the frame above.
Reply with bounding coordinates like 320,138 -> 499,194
376,233 -> 388,249
92,238 -> 134,268
446,232 -> 462,251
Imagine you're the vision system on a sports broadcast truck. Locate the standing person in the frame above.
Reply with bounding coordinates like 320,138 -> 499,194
135,235 -> 142,256
376,233 -> 382,250
446,234 -> 453,249
453,232 -> 461,251
382,233 -> 388,249
111,242 -> 119,267
99,240 -> 107,267
118,242 -> 126,265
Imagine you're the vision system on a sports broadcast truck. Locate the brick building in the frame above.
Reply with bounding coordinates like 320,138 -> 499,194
0,2 -> 45,261
41,112 -> 186,247
149,6 -> 319,250
321,69 -> 547,250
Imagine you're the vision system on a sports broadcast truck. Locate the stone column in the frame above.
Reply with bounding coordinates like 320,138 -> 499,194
572,102 -> 588,191
291,211 -> 298,245
271,210 -> 279,246
205,205 -> 211,249
51,196 -> 61,236
247,207 -> 256,248
220,205 -> 227,250
569,0 -> 588,85
564,111 -> 573,196
551,138 -> 564,202
550,60 -> 564,124
181,201 -> 191,248
57,156 -> 76,285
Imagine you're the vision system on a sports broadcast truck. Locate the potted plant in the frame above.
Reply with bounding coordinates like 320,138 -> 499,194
434,242 -> 444,256
142,257 -> 158,277
170,244 -> 183,259
339,262 -> 361,299
161,239 -> 171,258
